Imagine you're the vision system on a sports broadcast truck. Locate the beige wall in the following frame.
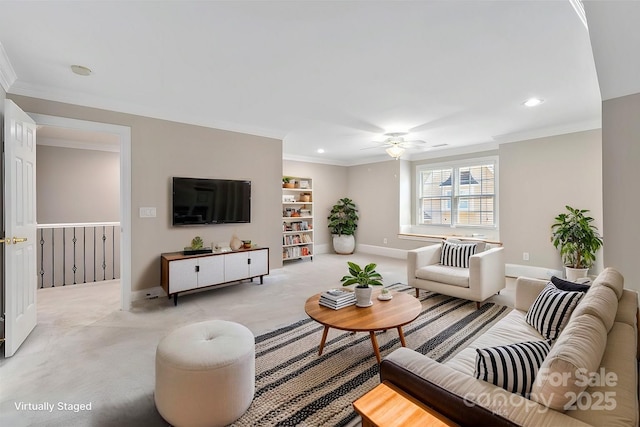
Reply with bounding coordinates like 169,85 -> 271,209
9,94 -> 283,294
347,160 -> 423,251
37,145 -> 120,223
282,160 -> 348,251
602,92 -> 640,293
499,129 -> 603,272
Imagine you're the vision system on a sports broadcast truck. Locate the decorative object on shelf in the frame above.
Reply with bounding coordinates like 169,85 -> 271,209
550,205 -> 603,281
282,176 -> 295,188
182,236 -> 212,255
299,193 -> 311,202
230,233 -> 243,251
340,261 -> 383,307
328,198 -> 358,254
242,240 -> 252,249
191,236 -> 204,250
377,288 -> 393,301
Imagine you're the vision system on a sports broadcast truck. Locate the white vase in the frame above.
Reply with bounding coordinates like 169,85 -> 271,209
332,234 -> 355,254
355,286 -> 373,307
565,267 -> 589,282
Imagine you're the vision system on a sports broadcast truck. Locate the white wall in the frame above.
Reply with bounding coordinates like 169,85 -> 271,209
602,92 -> 640,293
499,130 -> 603,273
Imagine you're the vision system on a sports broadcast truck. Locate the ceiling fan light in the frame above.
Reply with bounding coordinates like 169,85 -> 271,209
386,145 -> 405,160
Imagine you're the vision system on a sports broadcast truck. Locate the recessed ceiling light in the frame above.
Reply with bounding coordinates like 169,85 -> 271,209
523,97 -> 544,107
71,65 -> 92,76
316,148 -> 325,154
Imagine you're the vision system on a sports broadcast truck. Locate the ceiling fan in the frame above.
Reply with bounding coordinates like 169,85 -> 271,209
364,132 -> 427,159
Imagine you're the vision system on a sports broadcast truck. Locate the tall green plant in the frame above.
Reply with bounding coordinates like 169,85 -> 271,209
550,205 -> 603,269
328,197 -> 359,236
340,262 -> 383,288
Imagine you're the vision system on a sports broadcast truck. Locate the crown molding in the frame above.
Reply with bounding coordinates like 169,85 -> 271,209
0,42 -> 17,92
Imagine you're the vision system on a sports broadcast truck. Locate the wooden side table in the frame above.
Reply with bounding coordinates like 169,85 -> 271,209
353,381 -> 459,427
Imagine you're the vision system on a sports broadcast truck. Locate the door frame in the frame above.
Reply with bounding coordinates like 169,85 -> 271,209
29,113 -> 132,310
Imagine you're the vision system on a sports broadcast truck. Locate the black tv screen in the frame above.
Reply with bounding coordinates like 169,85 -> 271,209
172,177 -> 251,225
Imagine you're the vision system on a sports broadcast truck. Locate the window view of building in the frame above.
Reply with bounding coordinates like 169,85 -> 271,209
418,162 -> 495,227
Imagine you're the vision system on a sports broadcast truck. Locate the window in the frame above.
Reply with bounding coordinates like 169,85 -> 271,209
418,161 -> 496,227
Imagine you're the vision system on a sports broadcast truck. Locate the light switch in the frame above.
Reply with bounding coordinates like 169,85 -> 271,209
140,207 -> 157,218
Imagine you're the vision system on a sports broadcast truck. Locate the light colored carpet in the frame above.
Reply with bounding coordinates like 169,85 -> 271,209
0,253 -> 513,426
233,284 -> 509,426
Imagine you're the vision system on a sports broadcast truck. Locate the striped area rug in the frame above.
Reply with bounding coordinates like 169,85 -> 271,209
231,284 -> 509,427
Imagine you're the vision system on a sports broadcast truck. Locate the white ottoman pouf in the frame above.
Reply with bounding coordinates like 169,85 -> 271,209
155,320 -> 255,427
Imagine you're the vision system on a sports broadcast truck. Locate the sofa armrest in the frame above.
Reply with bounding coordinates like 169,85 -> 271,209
407,244 -> 441,280
380,350 -> 518,427
514,276 -> 548,311
468,247 -> 505,299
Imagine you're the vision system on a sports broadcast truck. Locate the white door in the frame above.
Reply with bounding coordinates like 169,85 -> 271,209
3,100 -> 38,357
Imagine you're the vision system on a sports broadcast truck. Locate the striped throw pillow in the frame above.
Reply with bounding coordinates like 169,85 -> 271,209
440,241 -> 477,268
525,283 -> 584,340
475,340 -> 552,397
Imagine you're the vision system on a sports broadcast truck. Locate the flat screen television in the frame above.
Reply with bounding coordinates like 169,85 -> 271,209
172,177 -> 251,225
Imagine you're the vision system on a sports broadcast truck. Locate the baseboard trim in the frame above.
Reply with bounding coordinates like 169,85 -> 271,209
357,244 -> 408,260
505,264 -> 562,280
131,286 -> 166,302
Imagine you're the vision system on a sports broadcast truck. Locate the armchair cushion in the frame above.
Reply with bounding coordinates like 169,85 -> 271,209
415,264 -> 470,288
440,241 -> 477,268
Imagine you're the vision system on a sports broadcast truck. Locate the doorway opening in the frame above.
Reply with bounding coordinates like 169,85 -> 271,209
29,114 -> 131,310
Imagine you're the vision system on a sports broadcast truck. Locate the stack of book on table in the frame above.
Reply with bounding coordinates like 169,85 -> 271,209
320,289 -> 356,310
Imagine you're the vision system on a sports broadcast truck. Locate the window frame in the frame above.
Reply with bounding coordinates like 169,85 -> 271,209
416,157 -> 498,229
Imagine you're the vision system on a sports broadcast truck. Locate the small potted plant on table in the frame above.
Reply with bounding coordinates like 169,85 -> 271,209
340,261 -> 383,307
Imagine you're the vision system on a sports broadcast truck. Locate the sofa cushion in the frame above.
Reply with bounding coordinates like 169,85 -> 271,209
530,313 -> 608,412
475,340 -> 552,397
572,284 -> 618,332
525,283 -> 584,340
440,241 -> 477,268
551,276 -> 590,293
415,264 -> 469,288
591,267 -> 624,300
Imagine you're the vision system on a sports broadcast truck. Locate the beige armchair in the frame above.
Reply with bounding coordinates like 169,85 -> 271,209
407,242 -> 505,308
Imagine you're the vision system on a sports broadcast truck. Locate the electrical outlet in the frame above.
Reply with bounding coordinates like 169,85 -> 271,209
383,238 -> 388,244
523,252 -> 530,261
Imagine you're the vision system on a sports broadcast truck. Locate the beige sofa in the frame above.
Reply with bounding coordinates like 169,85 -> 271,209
407,240 -> 505,307
381,268 -> 639,427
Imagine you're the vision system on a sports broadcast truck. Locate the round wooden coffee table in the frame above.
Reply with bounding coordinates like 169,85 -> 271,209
304,289 -> 422,363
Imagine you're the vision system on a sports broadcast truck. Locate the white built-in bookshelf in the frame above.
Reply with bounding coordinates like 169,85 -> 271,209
282,176 -> 313,261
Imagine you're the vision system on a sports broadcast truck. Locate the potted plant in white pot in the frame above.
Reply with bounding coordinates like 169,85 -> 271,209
340,261 -> 383,307
328,197 -> 359,254
550,205 -> 603,281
